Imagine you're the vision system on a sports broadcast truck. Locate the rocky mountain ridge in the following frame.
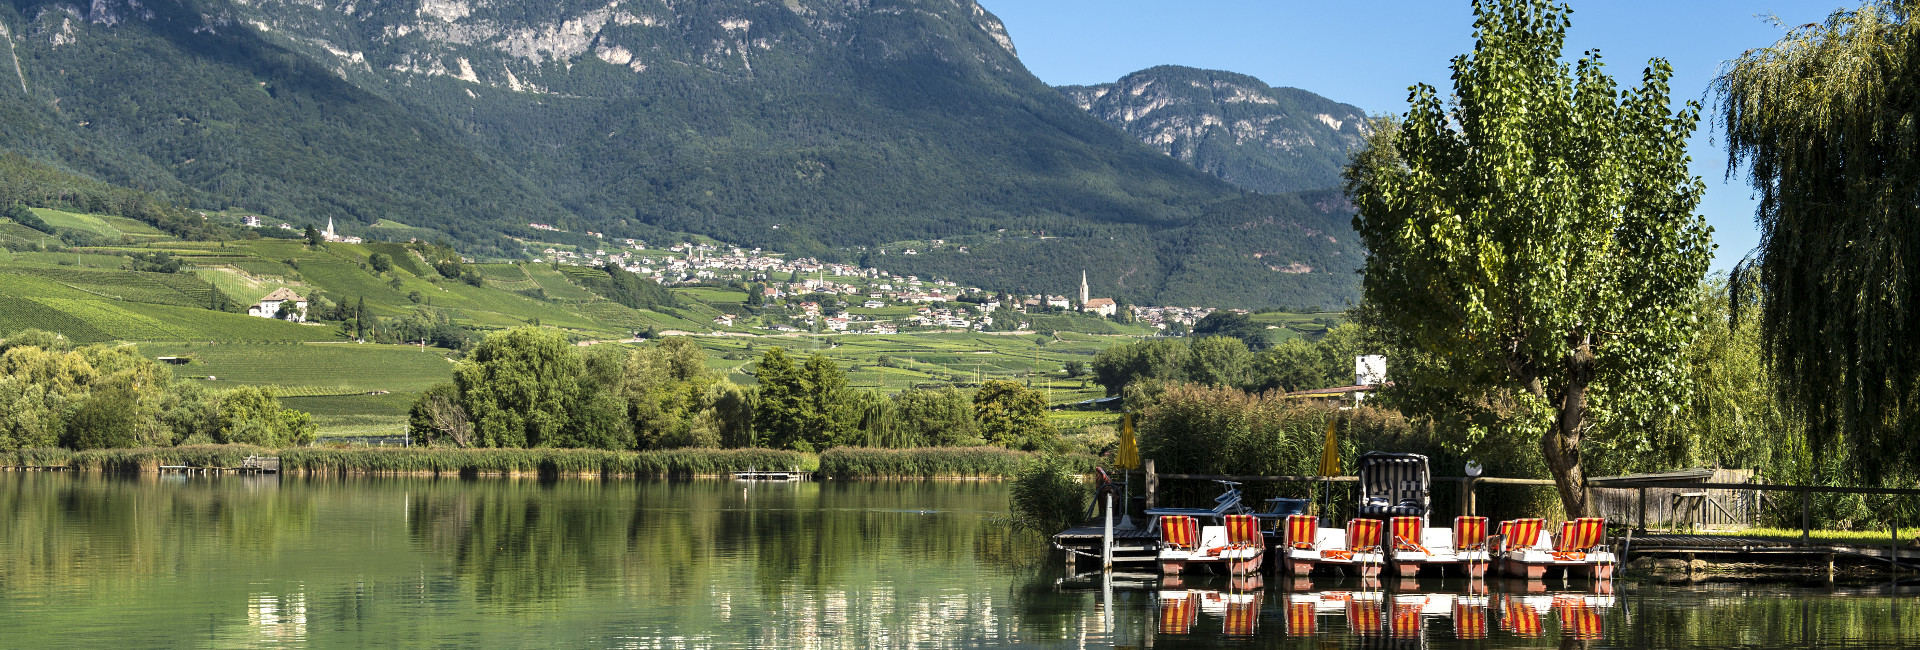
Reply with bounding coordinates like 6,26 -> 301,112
1059,65 -> 1370,194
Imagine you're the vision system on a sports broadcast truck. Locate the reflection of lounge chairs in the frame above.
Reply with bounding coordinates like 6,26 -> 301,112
1453,597 -> 1489,640
1499,595 -> 1545,637
1555,595 -> 1605,640
1283,594 -> 1318,636
1356,452 -> 1430,518
1158,590 -> 1197,635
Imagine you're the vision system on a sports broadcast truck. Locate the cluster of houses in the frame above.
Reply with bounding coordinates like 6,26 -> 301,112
515,235 -> 1228,335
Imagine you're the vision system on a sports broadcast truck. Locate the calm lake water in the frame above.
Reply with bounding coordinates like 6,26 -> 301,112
1,473 -> 1914,648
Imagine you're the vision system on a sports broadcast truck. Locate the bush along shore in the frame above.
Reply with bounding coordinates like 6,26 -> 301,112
817,447 -> 1099,479
5,445 -> 1100,479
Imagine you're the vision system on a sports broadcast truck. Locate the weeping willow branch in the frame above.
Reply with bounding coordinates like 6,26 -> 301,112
1715,1 -> 1920,481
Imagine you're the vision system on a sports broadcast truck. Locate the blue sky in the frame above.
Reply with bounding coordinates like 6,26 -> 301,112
984,0 -> 1852,271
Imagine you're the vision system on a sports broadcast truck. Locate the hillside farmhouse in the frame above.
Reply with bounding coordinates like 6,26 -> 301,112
249,288 -> 308,322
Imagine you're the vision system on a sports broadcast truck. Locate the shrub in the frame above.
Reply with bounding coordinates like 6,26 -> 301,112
1010,454 -> 1092,534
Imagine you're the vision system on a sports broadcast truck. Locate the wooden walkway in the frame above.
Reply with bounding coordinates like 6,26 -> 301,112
1629,534 -> 1920,569
1053,524 -> 1161,568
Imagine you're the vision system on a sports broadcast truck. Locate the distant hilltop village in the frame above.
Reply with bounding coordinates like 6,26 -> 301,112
529,233 -> 1217,334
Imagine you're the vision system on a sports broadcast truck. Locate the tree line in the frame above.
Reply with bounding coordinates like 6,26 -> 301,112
406,327 -> 1061,454
0,330 -> 315,451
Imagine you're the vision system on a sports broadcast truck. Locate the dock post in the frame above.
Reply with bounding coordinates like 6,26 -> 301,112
1103,494 -> 1114,572
1801,490 -> 1811,544
1143,460 -> 1156,511
1637,487 -> 1647,533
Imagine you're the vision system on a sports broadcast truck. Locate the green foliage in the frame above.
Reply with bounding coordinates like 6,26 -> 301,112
816,446 -> 1090,479
4,204 -> 52,234
748,348 -> 857,452
1009,454 -> 1093,534
455,327 -> 588,448
973,380 -> 1054,451
572,264 -> 681,311
1346,0 -> 1712,516
277,446 -> 809,477
1192,311 -> 1271,351
0,333 -> 314,452
1716,1 -> 1920,481
215,385 -> 317,448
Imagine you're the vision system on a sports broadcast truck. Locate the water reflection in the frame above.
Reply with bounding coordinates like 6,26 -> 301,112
0,473 -> 1914,647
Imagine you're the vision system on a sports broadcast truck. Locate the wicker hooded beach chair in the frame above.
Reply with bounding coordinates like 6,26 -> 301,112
1355,452 -> 1430,518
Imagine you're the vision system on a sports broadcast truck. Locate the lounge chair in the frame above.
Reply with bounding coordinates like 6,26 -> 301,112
1550,517 -> 1615,579
1496,518 -> 1551,579
1157,515 -> 1201,575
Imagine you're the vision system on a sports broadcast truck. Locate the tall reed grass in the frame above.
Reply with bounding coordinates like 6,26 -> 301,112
0,445 -> 275,472
278,447 -> 811,477
817,446 -> 1098,479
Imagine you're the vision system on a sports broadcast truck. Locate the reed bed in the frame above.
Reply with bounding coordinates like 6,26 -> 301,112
6,445 -> 275,472
816,446 -> 1098,479
278,447 -> 811,477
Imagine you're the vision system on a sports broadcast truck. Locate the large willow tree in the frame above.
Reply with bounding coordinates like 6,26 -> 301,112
1717,2 -> 1920,481
1347,0 -> 1712,516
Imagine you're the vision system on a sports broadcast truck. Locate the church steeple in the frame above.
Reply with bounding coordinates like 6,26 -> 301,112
325,217 -> 335,239
1079,270 -> 1089,305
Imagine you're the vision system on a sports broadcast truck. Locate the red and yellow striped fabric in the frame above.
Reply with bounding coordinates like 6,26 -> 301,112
1454,516 -> 1490,549
1505,518 -> 1546,550
1570,517 -> 1606,550
1390,600 -> 1423,638
1285,599 -> 1316,636
1159,516 -> 1198,550
1224,593 -> 1261,637
1224,514 -> 1264,549
1347,599 -> 1383,636
1347,518 -> 1384,552
1557,599 -> 1604,640
1286,514 -> 1318,550
1390,516 -> 1427,553
1497,520 -> 1515,550
1158,592 -> 1196,635
1453,601 -> 1488,639
1500,596 -> 1543,637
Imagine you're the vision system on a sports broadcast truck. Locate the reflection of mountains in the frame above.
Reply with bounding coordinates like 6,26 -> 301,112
0,473 -> 310,593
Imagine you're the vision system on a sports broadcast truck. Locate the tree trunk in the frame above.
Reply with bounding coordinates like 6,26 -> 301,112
1542,334 -> 1594,518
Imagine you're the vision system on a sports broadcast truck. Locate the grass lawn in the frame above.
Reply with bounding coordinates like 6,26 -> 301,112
140,342 -> 455,435
1703,527 -> 1918,545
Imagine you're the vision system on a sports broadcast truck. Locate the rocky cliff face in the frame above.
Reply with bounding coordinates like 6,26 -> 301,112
1059,65 -> 1369,194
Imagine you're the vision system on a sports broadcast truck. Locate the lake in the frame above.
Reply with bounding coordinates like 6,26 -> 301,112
0,473 -> 1913,647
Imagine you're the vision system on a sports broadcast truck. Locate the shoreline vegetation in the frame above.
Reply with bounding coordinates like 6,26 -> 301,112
1,444 -> 1097,479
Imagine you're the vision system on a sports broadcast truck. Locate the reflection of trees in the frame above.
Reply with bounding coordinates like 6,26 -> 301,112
0,473 -> 310,593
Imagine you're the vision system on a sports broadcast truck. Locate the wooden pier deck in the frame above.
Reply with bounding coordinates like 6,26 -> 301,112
1052,524 -> 1161,568
1628,534 -> 1920,569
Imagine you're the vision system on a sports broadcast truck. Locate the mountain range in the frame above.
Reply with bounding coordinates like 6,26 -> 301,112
0,0 -> 1366,308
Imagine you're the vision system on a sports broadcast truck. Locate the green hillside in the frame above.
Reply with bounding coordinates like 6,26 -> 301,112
0,0 -> 1362,307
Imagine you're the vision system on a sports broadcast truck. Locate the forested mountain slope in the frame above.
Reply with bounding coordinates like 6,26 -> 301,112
0,0 -> 1359,307
1059,65 -> 1371,195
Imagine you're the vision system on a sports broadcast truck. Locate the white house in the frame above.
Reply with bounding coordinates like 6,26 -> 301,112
248,288 -> 307,322
1083,298 -> 1117,317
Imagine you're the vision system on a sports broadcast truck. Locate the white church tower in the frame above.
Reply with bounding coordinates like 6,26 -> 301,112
1079,270 -> 1089,305
325,217 -> 335,240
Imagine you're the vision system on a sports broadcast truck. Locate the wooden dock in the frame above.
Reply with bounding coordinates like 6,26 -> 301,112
158,456 -> 281,476
1052,524 -> 1161,569
733,470 -> 809,481
1627,533 -> 1920,569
